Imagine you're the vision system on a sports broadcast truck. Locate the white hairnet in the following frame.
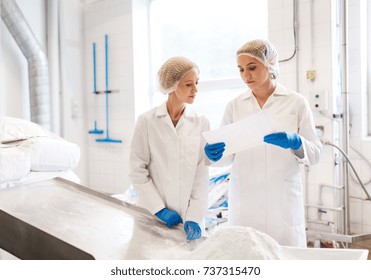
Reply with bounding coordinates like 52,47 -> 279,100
157,56 -> 199,94
237,39 -> 279,79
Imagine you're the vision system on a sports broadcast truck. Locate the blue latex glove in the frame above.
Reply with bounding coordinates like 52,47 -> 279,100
263,132 -> 302,150
155,208 -> 183,227
204,142 -> 226,162
184,221 -> 202,241
209,173 -> 229,185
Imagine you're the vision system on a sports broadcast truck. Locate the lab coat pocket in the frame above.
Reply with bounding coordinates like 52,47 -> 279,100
283,179 -> 305,226
185,136 -> 200,166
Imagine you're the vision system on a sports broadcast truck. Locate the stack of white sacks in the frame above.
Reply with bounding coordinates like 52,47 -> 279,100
0,116 -> 80,187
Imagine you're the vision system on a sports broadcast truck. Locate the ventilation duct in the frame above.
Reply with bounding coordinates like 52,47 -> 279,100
1,0 -> 51,130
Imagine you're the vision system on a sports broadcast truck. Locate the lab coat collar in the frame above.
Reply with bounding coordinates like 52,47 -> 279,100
155,102 -> 168,117
155,101 -> 195,118
241,82 -> 288,101
272,82 -> 289,96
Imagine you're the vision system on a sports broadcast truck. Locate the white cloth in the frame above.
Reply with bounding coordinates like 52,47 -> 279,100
0,143 -> 30,184
219,82 -> 323,247
129,102 -> 209,224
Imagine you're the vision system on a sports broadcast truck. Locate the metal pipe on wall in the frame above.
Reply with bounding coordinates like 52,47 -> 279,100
294,0 -> 299,92
340,0 -> 350,236
47,0 -> 60,134
0,0 -> 51,130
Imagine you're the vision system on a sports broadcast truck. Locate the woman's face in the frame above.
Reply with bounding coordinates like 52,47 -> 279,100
237,55 -> 271,91
173,69 -> 199,104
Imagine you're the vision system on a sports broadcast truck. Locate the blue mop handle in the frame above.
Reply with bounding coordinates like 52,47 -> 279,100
95,34 -> 121,143
105,34 -> 109,138
105,34 -> 109,93
89,41 -> 103,134
93,42 -> 97,93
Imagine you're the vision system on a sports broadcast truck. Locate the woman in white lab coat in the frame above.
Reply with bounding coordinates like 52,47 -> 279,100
204,39 -> 323,247
129,57 -> 209,241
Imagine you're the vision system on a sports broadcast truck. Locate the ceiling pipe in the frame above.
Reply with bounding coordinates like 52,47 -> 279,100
0,0 -> 51,130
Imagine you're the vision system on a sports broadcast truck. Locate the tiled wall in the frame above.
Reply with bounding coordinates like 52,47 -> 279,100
347,0 -> 371,234
269,0 -> 371,236
83,0 -> 135,194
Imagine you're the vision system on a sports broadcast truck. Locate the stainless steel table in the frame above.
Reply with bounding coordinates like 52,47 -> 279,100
0,178 -> 194,260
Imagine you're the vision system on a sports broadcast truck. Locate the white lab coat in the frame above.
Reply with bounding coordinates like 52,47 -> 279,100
220,82 -> 323,247
129,102 -> 210,225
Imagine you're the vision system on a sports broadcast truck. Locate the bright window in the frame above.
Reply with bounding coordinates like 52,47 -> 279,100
368,1 -> 371,136
149,0 -> 268,128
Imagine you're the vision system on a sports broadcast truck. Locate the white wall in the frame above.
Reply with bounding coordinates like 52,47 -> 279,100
58,0 -> 88,185
347,0 -> 371,234
0,0 -> 46,118
269,0 -> 338,236
83,0 -> 136,194
269,0 -> 371,237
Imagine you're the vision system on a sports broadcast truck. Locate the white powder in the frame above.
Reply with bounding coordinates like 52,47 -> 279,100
182,226 -> 287,260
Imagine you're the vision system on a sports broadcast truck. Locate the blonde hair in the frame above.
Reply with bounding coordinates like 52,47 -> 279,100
157,56 -> 199,94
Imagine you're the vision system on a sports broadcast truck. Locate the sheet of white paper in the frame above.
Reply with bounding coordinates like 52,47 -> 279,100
202,111 -> 276,156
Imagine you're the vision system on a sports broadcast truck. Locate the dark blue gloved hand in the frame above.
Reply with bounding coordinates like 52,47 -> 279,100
184,221 -> 202,241
204,142 -> 226,162
155,208 -> 183,227
263,132 -> 302,150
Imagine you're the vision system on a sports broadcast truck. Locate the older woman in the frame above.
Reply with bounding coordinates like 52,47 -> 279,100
129,57 -> 209,241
